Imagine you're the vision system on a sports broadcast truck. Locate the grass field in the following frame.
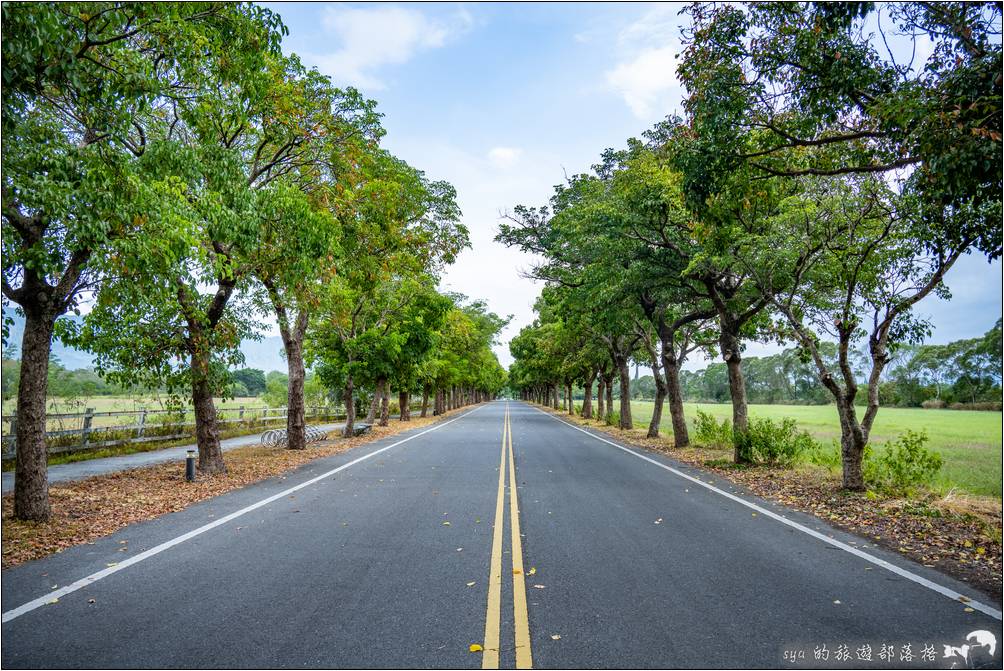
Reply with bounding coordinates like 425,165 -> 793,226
1,396 -> 272,434
36,395 -> 265,414
621,401 -> 1002,498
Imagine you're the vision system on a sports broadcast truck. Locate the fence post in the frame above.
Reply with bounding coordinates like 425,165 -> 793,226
81,407 -> 95,449
137,409 -> 147,438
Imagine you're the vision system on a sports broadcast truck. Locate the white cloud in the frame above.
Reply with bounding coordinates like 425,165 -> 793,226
606,45 -> 682,119
487,146 -> 523,169
304,5 -> 472,90
604,6 -> 686,120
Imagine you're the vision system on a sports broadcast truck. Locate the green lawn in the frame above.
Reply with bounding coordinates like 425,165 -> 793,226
622,401 -> 1002,498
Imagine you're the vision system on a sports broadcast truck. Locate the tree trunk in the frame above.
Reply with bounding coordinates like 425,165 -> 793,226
582,371 -> 595,419
836,399 -> 866,490
12,312 -> 55,521
616,358 -> 632,430
596,375 -> 605,420
399,391 -> 410,421
191,348 -> 225,473
720,329 -> 750,463
421,388 -> 429,417
379,378 -> 390,426
551,384 -> 559,410
365,383 -> 380,423
604,373 -> 614,423
663,354 -> 689,447
567,383 -> 575,416
343,376 -> 356,437
648,375 -> 666,439
283,333 -> 307,450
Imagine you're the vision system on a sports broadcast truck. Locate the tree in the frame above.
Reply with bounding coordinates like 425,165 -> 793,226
233,369 -> 267,397
250,62 -> 381,449
765,176 -> 989,489
71,46 -> 320,474
306,146 -> 467,436
1,2 -> 284,519
678,2 -> 1002,484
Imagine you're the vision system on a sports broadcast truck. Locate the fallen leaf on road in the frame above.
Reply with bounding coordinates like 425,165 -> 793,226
533,584 -> 545,589
105,563 -> 117,567
48,598 -> 58,605
442,521 -> 451,526
456,548 -> 463,552
833,600 -> 841,604
654,518 -> 663,524
958,596 -> 971,603
528,567 -> 536,575
964,607 -> 975,613
551,634 -> 561,640
469,644 -> 483,653
513,569 -> 522,575
88,598 -> 95,604
467,581 -> 476,587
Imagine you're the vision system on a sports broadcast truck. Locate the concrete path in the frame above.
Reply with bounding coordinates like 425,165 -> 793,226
1,423 -> 347,493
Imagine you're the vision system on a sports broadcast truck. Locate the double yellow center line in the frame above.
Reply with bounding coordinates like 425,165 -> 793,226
482,402 -> 533,669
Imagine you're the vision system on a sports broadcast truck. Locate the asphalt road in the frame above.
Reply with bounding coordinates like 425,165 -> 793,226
2,401 -> 1001,669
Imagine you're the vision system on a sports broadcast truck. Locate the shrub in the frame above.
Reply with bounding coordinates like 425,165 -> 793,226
803,441 -> 842,469
948,401 -> 1002,411
693,410 -> 732,448
864,429 -> 943,495
921,399 -> 946,409
573,403 -> 582,415
605,411 -> 619,426
740,416 -> 817,467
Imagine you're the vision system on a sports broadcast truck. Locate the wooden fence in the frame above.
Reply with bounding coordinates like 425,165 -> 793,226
0,405 -> 346,458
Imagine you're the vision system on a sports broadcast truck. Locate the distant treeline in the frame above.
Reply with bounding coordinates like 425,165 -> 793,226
629,320 -> 1002,409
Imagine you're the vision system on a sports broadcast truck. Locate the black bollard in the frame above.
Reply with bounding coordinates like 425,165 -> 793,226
185,449 -> 196,482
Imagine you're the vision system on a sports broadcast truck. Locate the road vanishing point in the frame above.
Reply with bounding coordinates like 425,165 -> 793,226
2,401 -> 1000,669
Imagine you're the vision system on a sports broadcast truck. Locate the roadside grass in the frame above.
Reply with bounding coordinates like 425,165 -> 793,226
624,401 -> 1002,498
1,406 -> 470,568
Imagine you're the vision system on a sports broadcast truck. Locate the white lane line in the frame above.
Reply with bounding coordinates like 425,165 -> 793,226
529,405 -> 1003,621
2,406 -> 486,624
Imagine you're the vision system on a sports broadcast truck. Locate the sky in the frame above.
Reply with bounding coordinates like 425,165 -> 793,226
262,1 -> 1002,369
4,3 -> 998,374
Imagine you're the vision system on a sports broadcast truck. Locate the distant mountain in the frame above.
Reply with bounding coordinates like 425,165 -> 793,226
2,311 -> 289,373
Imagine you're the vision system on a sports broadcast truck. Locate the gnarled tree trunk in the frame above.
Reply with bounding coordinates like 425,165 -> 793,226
596,374 -> 605,420
342,376 -> 356,437
603,371 -> 614,423
379,379 -> 390,426
720,328 -> 750,463
399,390 -> 411,421
663,354 -> 689,447
13,312 -> 55,521
615,356 -> 632,430
279,310 -> 309,450
191,348 -> 225,473
582,370 -> 595,419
